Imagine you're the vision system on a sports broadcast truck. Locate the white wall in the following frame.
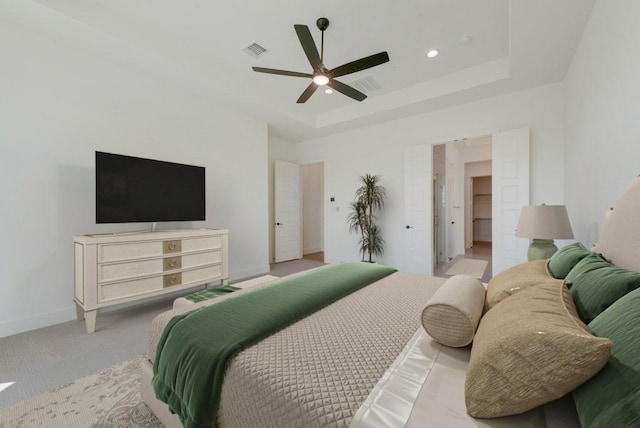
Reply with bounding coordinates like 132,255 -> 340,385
564,0 -> 640,247
0,23 -> 269,337
302,162 -> 324,255
296,83 -> 566,271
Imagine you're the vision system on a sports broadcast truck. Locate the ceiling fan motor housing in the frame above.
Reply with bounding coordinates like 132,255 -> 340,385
316,17 -> 329,31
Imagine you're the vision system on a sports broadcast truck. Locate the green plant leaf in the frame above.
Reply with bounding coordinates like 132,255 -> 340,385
349,174 -> 386,262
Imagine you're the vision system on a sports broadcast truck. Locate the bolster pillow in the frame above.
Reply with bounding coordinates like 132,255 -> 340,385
421,275 -> 486,347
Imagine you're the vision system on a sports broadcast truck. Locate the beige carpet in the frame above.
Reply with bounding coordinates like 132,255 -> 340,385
445,258 -> 488,279
0,356 -> 162,428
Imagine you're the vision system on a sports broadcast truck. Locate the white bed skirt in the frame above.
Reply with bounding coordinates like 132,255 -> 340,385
351,328 -> 580,428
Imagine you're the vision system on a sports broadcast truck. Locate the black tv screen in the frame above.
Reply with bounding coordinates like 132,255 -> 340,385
96,151 -> 205,223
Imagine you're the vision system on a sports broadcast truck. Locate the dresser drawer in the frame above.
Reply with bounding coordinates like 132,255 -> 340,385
99,236 -> 221,264
182,236 -> 222,252
183,250 -> 221,269
98,251 -> 221,282
98,265 -> 223,303
99,258 -> 163,282
181,265 -> 222,285
99,241 -> 163,263
99,276 -> 162,302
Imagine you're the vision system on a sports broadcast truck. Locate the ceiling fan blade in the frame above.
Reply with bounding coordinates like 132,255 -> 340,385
296,82 -> 319,103
294,24 -> 323,70
329,52 -> 390,78
252,67 -> 313,78
327,79 -> 367,102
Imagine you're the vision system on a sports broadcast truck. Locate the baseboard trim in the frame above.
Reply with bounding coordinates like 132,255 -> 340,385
0,307 -> 76,339
0,266 -> 271,339
230,265 -> 270,282
303,247 -> 323,255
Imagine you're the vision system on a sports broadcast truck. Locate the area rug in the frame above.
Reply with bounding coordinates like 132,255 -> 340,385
0,356 -> 163,428
445,258 -> 488,279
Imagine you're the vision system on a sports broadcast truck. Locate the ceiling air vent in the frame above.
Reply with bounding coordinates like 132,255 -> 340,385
242,42 -> 268,58
347,75 -> 381,93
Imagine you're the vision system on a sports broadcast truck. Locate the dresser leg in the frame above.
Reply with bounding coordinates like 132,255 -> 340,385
84,310 -> 97,334
75,302 -> 85,321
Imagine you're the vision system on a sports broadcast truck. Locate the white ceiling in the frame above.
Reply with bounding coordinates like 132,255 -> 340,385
4,0 -> 595,142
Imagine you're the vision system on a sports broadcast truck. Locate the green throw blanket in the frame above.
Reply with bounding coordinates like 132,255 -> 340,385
184,285 -> 240,303
152,262 -> 397,428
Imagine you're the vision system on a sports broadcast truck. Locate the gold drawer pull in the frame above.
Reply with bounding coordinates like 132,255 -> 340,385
163,240 -> 182,254
163,272 -> 182,288
163,257 -> 182,271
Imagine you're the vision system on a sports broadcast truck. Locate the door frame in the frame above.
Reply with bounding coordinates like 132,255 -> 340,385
405,127 -> 529,277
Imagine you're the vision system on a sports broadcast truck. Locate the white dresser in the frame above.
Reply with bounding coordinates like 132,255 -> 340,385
73,228 -> 228,333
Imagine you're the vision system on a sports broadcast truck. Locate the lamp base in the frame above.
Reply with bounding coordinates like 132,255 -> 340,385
527,239 -> 558,261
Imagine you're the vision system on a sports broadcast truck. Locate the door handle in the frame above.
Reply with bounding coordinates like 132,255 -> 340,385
405,225 -> 414,229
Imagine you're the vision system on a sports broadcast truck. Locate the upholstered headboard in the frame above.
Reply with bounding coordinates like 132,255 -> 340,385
592,176 -> 640,271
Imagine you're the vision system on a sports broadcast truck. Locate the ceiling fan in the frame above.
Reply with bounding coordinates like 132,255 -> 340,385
252,17 -> 390,103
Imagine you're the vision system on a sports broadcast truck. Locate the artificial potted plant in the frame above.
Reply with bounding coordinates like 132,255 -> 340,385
347,174 -> 386,262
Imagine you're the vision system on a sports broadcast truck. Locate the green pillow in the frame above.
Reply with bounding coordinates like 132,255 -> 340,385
573,288 -> 640,428
547,242 -> 591,279
566,253 -> 640,323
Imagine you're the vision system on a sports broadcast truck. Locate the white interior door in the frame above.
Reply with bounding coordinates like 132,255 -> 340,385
492,127 -> 530,275
466,176 -> 474,248
403,144 -> 433,275
275,160 -> 302,263
435,174 -> 446,264
446,159 -> 456,260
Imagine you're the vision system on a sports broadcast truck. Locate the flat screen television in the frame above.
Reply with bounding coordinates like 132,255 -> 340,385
96,151 -> 205,224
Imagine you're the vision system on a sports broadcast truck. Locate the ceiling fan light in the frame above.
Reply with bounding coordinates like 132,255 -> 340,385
313,74 -> 330,85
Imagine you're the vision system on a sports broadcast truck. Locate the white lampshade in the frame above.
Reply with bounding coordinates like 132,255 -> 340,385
516,204 -> 574,240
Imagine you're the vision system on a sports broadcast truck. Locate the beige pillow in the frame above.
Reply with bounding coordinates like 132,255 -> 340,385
465,281 -> 612,418
484,259 -> 563,311
421,275 -> 486,347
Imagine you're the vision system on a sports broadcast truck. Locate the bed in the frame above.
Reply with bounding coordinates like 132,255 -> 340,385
141,176 -> 640,428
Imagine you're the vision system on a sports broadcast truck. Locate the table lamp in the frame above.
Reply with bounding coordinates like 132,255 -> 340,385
516,204 -> 574,261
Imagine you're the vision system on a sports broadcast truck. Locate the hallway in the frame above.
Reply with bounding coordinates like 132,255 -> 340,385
434,242 -> 492,283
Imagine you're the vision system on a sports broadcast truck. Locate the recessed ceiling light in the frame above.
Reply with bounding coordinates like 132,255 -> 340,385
427,49 -> 439,58
325,88 -> 333,94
